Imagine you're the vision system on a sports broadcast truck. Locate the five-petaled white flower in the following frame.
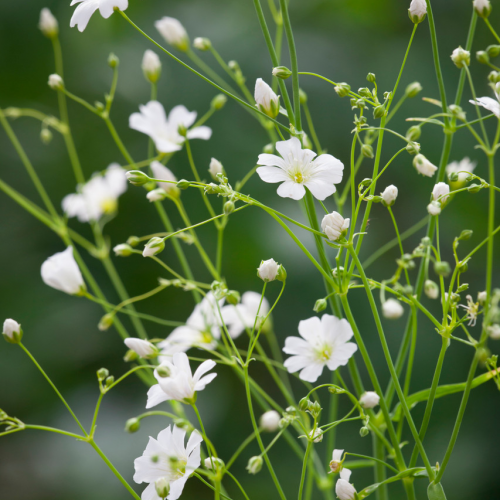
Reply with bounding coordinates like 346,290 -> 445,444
446,157 -> 476,185
359,391 -> 380,409
335,468 -> 356,500
129,101 -> 212,153
283,314 -> 358,383
62,164 -> 127,223
221,291 -> 271,338
133,425 -> 202,500
256,137 -> 344,201
155,17 -> 189,52
158,292 -> 224,358
41,246 -> 86,295
147,352 -> 217,407
70,0 -> 128,32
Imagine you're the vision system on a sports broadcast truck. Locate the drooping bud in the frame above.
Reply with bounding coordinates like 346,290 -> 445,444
113,244 -> 133,257
434,261 -> 451,277
405,82 -> 423,98
413,154 -> 437,177
260,410 -> 281,432
361,144 -> 374,158
314,298 -> 328,313
359,391 -> 380,409
406,141 -> 421,155
321,212 -> 350,242
427,201 -> 442,216
124,338 -> 158,359
382,299 -> 404,319
277,264 -> 287,282
98,313 -> 114,331
432,182 -> 450,204
406,125 -> 421,141
155,478 -> 170,499
334,83 -> 351,98
476,51 -> 490,65
224,200 -> 235,215
209,158 -> 224,180
211,94 -> 227,110
143,237 -> 165,258
125,417 -> 141,433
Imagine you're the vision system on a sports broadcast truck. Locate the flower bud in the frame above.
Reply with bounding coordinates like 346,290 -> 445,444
359,391 -> 380,409
414,154 -> 437,177
487,45 -> 500,58
427,201 -> 442,216
209,158 -> 224,180
147,189 -> 167,202
224,200 -> 235,215
334,83 -> 351,98
381,185 -> 398,207
98,313 -> 114,331
211,94 -> 227,110
478,291 -> 488,305
40,128 -> 53,144
314,298 -> 328,313
124,338 -> 158,359
359,426 -> 370,437
193,37 -> 211,51
361,144 -> 374,158
272,66 -> 292,79
474,0 -> 492,18
299,397 -> 311,411
204,457 -> 225,470
105,376 -> 114,388
39,8 -> 59,38
406,141 -> 421,155
155,478 -> 170,499
226,290 -> 240,305
123,349 -> 138,362
488,324 -> 500,340
177,179 -> 191,190
247,456 -> 263,474
434,261 -> 451,277
126,170 -> 150,186
321,212 -> 350,242
254,78 -> 280,119
309,428 -> 323,443
366,72 -> 376,83
373,104 -> 387,119
457,283 -> 469,293
260,410 -> 281,432
468,183 -> 481,193
143,237 -> 165,258
432,182 -> 450,204
382,299 -> 404,319
155,17 -> 189,52
451,47 -> 470,68
406,125 -> 421,141
476,51 -> 490,65
97,368 -> 109,382
299,88 -> 308,104
277,264 -> 287,282
408,0 -> 427,23
405,81 -> 423,98
127,236 -> 140,247
113,244 -> 133,257
124,418 -> 140,434
142,50 -> 161,83
156,365 -> 171,378
108,53 -> 119,68
48,74 -> 64,90
3,319 -> 23,344
424,280 -> 439,299
257,258 -> 279,282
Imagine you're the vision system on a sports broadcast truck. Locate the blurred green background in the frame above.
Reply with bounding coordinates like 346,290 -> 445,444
1,0 -> 499,499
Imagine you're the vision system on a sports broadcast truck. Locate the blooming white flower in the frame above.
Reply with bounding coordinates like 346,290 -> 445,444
158,292 -> 224,357
382,299 -> 404,319
129,101 -> 212,153
446,157 -> 476,184
257,137 -> 344,200
408,0 -> 427,23
150,161 -> 179,197
432,182 -> 450,203
62,164 -> 127,223
283,315 -> 358,383
133,425 -> 202,500
335,468 -> 356,500
209,158 -> 224,180
221,291 -> 270,338
142,50 -> 161,84
427,201 -> 442,216
155,17 -> 189,51
70,0 -> 128,32
48,74 -> 63,90
260,410 -> 281,432
124,338 -> 158,359
257,258 -> 279,282
381,185 -> 398,207
254,78 -> 280,119
458,295 -> 479,327
329,449 -> 344,474
146,352 -> 216,407
470,95 -> 500,119
413,154 -> 437,177
39,8 -> 58,38
474,0 -> 492,17
3,319 -> 23,344
321,212 -> 350,241
488,324 -> 500,339
359,391 -> 380,409
41,247 -> 86,295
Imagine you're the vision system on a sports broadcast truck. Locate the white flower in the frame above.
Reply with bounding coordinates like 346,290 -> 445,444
309,428 -> 323,443
70,0 -> 128,32
62,164 -> 127,223
381,185 -> 398,206
39,8 -> 58,38
147,189 -> 167,202
382,299 -> 404,319
432,182 -> 450,203
488,324 -> 500,339
359,391 -> 380,409
41,247 -> 86,295
260,410 -> 281,432
458,295 -> 479,327
283,315 -> 358,383
146,352 -> 216,407
335,468 -> 356,500
158,293 -> 224,357
408,0 -> 427,23
150,161 -> 179,197
142,50 -> 161,84
124,338 -> 158,359
413,154 -> 437,177
221,291 -> 270,338
48,74 -> 63,90
321,212 -> 350,241
474,0 -> 492,17
129,101 -> 212,153
478,291 -> 488,304
143,237 -> 165,258
446,157 -> 476,184
451,47 -> 470,68
155,17 -> 189,52
470,96 -> 500,119
257,137 -> 344,200
329,449 -> 344,474
254,78 -> 280,119
209,158 -> 224,180
427,201 -> 442,216
3,319 -> 23,344
257,258 -> 279,282
133,425 -> 202,500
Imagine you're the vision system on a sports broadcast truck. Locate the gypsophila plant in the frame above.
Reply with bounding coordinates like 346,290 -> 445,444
2,1 -> 500,499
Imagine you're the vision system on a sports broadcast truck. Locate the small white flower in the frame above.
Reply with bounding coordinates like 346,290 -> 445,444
209,158 -> 224,180
41,247 -> 86,295
62,164 -> 127,223
446,158 -> 476,184
382,299 -> 404,319
427,201 -> 442,216
424,280 -> 439,299
413,154 -> 437,177
451,47 -> 470,68
381,185 -> 398,207
48,74 -> 63,90
488,324 -> 500,339
133,425 -> 202,500
321,212 -> 350,242
470,95 -> 500,119
309,428 -> 323,443
478,291 -> 488,304
124,338 -> 158,359
158,292 -> 224,357
147,352 -> 216,407
458,295 -> 479,326
70,0 -> 128,32
408,0 -> 427,23
335,468 -> 356,500
254,78 -> 280,119
257,137 -> 344,200
221,291 -> 270,338
432,182 -> 450,203
143,237 -> 165,258
3,319 -> 23,344
155,17 -> 189,51
260,410 -> 281,432
283,314 -> 358,383
150,161 -> 179,197
129,101 -> 211,153
329,449 -> 344,474
142,50 -> 161,84
359,391 -> 380,409
474,0 -> 492,17
39,8 -> 58,38
257,258 -> 279,282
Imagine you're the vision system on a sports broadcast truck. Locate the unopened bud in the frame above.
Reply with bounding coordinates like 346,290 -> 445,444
223,200 -> 235,215
487,45 -> 500,58
359,426 -> 370,437
476,51 -> 490,65
193,37 -> 211,51
247,456 -> 263,474
361,144 -> 374,158
272,66 -> 292,79
98,313 -> 114,331
2,319 -> 23,344
334,83 -> 351,98
451,47 -> 470,68
366,72 -> 376,83
373,105 -> 387,119
434,261 -> 451,277
113,244 -> 133,257
48,74 -> 64,90
406,125 -> 421,141
314,298 -> 327,313
97,368 -> 109,382
424,280 -> 439,299
108,53 -> 119,68
405,82 -> 423,98
155,478 -> 170,499
226,290 -> 240,305
211,94 -> 227,110
126,170 -> 150,186
277,264 -> 287,282
41,128 -> 53,144
143,237 -> 165,258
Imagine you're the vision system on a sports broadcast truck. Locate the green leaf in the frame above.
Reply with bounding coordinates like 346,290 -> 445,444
428,482 -> 447,500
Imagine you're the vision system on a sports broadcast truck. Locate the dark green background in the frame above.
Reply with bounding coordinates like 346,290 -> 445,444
1,0 -> 499,499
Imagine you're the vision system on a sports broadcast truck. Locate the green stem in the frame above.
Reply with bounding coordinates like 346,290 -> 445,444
298,440 -> 312,500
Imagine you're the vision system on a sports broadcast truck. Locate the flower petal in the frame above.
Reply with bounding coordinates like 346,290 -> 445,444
299,362 -> 324,383
276,181 -> 306,200
298,316 -> 322,342
284,355 -> 310,373
304,180 -> 336,200
193,359 -> 216,383
146,384 -> 170,409
257,153 -> 287,170
70,0 -> 99,32
187,126 -> 212,141
256,166 -> 288,183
